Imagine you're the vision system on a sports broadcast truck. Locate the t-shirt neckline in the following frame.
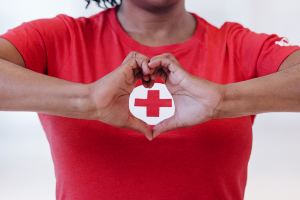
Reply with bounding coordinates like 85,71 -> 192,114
107,6 -> 205,54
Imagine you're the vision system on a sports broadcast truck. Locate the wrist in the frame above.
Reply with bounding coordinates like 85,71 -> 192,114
213,83 -> 250,119
212,84 -> 229,119
68,83 -> 97,120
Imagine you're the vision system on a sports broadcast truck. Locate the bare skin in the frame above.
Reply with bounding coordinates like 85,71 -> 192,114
89,52 -> 154,140
148,54 -> 223,138
145,51 -> 300,139
0,48 -> 153,140
1,0 -> 300,141
117,0 -> 197,46
0,38 -> 25,67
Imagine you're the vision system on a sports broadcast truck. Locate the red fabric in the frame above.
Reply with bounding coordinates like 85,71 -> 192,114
1,7 -> 299,200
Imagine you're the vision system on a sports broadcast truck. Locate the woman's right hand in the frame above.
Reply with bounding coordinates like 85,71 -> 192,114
88,51 -> 154,140
0,43 -> 153,140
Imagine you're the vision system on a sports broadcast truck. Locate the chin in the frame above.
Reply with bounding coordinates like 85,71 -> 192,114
129,0 -> 182,12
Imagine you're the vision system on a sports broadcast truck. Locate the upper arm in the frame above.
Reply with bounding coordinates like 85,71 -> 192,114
224,22 -> 300,78
0,38 -> 25,68
0,15 -> 72,75
278,50 -> 300,72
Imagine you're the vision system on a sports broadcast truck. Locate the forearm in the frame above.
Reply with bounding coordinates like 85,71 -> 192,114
0,58 -> 94,119
214,64 -> 300,119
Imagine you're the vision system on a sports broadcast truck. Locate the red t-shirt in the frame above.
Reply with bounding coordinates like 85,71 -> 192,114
1,7 -> 299,200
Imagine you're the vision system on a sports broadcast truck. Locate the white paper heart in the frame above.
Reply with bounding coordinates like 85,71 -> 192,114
129,83 -> 175,125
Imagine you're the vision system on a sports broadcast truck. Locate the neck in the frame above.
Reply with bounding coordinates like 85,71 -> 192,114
116,1 -> 197,47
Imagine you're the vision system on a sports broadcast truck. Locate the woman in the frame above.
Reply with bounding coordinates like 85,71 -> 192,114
0,0 -> 300,199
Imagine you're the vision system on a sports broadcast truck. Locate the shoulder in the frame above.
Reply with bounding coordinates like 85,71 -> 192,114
55,8 -> 112,34
192,14 -> 250,41
22,8 -> 112,40
20,8 -> 114,48
209,20 -> 252,39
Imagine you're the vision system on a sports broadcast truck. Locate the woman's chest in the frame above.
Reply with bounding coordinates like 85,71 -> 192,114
52,39 -> 248,85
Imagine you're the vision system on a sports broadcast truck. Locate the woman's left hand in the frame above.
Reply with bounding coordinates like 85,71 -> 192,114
148,53 -> 225,139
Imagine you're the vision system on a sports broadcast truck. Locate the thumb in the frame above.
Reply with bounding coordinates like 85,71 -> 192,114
125,114 -> 153,141
152,115 -> 179,139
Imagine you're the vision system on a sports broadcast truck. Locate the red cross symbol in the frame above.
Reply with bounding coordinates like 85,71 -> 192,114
134,90 -> 173,117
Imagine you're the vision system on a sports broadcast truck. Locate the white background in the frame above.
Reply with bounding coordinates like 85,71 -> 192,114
0,0 -> 300,199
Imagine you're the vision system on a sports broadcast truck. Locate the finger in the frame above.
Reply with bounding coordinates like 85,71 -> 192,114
143,74 -> 150,81
141,60 -> 155,75
126,57 -> 149,71
150,67 -> 162,80
133,67 -> 140,76
120,52 -> 150,77
142,80 -> 148,88
148,53 -> 184,74
162,66 -> 169,73
134,71 -> 141,83
147,67 -> 168,84
148,57 -> 175,73
152,115 -> 179,139
148,79 -> 155,88
142,78 -> 155,89
136,73 -> 155,90
131,54 -> 153,76
122,51 -> 149,65
118,57 -> 151,86
160,70 -> 168,83
118,57 -> 149,78
125,115 -> 153,141
150,53 -> 178,63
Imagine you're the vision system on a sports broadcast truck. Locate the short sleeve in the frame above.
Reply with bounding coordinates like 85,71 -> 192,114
223,22 -> 300,78
0,15 -> 72,75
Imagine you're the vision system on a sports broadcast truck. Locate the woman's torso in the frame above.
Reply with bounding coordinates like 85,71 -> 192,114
35,7 -> 254,200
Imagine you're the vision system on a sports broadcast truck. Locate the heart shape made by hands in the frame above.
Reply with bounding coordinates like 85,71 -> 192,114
89,51 -> 223,140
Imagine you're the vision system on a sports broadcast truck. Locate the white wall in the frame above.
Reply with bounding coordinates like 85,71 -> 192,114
0,0 -> 300,199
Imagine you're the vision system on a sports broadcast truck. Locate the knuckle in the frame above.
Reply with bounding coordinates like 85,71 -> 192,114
144,57 -> 150,63
150,57 -> 157,62
129,51 -> 138,58
163,53 -> 174,60
122,58 -> 132,66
